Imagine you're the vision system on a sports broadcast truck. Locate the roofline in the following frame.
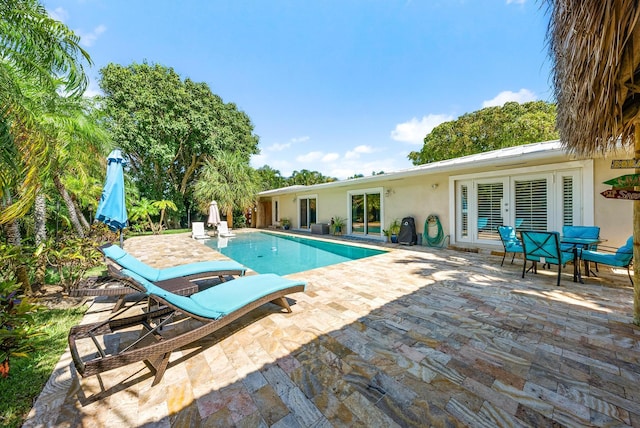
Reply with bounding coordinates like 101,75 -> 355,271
258,140 -> 565,196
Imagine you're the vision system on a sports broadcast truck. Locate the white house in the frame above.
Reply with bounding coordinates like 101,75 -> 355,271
256,140 -> 633,250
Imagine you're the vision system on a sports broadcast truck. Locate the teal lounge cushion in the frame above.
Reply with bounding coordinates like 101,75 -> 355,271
156,261 -> 246,281
102,244 -> 246,282
121,269 -> 306,319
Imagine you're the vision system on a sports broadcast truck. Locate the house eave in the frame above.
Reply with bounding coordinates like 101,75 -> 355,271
258,140 -> 566,196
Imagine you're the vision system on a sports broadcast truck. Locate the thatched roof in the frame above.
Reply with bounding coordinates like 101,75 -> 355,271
548,0 -> 640,156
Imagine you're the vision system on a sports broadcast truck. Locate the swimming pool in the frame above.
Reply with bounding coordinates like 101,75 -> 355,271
204,232 -> 386,275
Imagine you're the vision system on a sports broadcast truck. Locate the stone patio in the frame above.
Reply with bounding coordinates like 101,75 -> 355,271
23,231 -> 640,427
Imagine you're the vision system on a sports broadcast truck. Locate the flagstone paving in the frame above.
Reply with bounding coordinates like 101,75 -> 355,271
23,231 -> 640,427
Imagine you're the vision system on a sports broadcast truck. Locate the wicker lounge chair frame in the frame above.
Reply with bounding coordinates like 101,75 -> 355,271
68,270 -> 305,386
70,244 -> 247,311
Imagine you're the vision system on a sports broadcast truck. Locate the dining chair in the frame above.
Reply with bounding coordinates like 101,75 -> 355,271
521,230 -> 575,286
580,236 -> 633,285
497,225 -> 523,266
561,225 -> 600,251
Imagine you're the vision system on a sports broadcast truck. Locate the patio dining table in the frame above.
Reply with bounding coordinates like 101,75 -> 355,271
560,235 -> 603,283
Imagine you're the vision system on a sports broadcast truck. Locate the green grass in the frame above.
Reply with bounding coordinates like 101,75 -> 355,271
127,228 -> 190,237
0,306 -> 87,428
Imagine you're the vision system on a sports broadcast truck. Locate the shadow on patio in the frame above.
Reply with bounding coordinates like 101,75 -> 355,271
24,233 -> 640,427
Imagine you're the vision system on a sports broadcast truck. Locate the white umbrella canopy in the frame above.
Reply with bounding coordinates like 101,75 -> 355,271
207,201 -> 221,226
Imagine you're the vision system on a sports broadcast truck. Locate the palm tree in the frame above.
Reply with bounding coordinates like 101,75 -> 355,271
193,152 -> 259,227
547,0 -> 640,322
0,0 -> 92,224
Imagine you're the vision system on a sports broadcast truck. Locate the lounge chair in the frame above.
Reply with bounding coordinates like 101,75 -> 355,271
191,221 -> 209,239
70,244 -> 247,311
68,269 -> 306,386
217,220 -> 235,237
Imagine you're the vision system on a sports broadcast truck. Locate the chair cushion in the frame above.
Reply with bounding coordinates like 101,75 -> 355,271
156,261 -> 246,281
505,242 -> 523,252
103,244 -> 246,282
581,236 -> 633,267
122,270 -> 306,320
103,245 -> 161,281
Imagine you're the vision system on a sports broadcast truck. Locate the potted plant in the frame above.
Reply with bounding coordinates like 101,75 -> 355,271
388,218 -> 401,243
281,218 -> 291,230
331,216 -> 346,235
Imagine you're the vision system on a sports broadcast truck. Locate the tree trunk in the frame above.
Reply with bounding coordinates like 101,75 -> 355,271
634,125 -> 640,325
226,208 -> 233,228
73,199 -> 90,230
53,174 -> 85,237
33,192 -> 47,289
34,193 -> 47,245
6,219 -> 31,295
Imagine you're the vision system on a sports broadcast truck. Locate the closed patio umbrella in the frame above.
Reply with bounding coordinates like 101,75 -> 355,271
95,149 -> 128,246
207,200 -> 221,226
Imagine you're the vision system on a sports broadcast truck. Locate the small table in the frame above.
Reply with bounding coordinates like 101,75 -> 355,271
560,237 -> 602,283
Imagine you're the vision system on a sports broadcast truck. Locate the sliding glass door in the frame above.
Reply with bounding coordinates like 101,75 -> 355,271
299,197 -> 316,229
349,190 -> 381,236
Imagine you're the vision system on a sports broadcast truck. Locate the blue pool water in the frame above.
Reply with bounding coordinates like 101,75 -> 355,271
205,232 -> 386,275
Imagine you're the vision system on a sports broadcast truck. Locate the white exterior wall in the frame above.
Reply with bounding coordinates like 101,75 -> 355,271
258,143 -> 633,249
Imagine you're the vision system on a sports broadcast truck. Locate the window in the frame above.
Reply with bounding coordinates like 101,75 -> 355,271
477,182 -> 504,240
514,178 -> 548,231
562,176 -> 573,226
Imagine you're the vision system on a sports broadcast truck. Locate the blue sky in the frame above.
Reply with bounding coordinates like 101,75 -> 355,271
45,0 -> 552,179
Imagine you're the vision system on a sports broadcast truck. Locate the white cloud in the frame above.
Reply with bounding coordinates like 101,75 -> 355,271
296,151 -> 323,162
391,114 -> 454,144
506,0 -> 526,4
267,142 -> 291,152
76,24 -> 107,47
291,136 -> 310,143
345,144 -> 375,160
267,136 -> 310,152
322,153 -> 339,162
49,7 -> 69,22
482,88 -> 537,107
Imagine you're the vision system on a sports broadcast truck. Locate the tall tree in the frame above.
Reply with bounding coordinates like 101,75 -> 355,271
99,62 -> 259,217
192,151 -> 259,227
408,101 -> 559,165
0,0 -> 91,223
255,165 -> 287,191
288,169 -> 337,185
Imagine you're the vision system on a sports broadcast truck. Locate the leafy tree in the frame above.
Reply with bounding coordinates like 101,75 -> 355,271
288,169 -> 337,185
347,173 -> 364,179
129,198 -> 177,234
255,165 -> 287,191
98,62 -> 259,217
408,101 -> 559,165
0,0 -> 91,223
192,151 -> 259,227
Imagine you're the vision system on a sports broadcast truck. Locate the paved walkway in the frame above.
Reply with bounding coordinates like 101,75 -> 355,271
23,231 -> 640,427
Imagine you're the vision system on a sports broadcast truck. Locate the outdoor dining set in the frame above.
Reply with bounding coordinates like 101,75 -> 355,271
498,225 -> 634,286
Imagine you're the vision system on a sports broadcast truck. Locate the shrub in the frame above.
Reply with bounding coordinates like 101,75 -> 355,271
0,280 -> 42,378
